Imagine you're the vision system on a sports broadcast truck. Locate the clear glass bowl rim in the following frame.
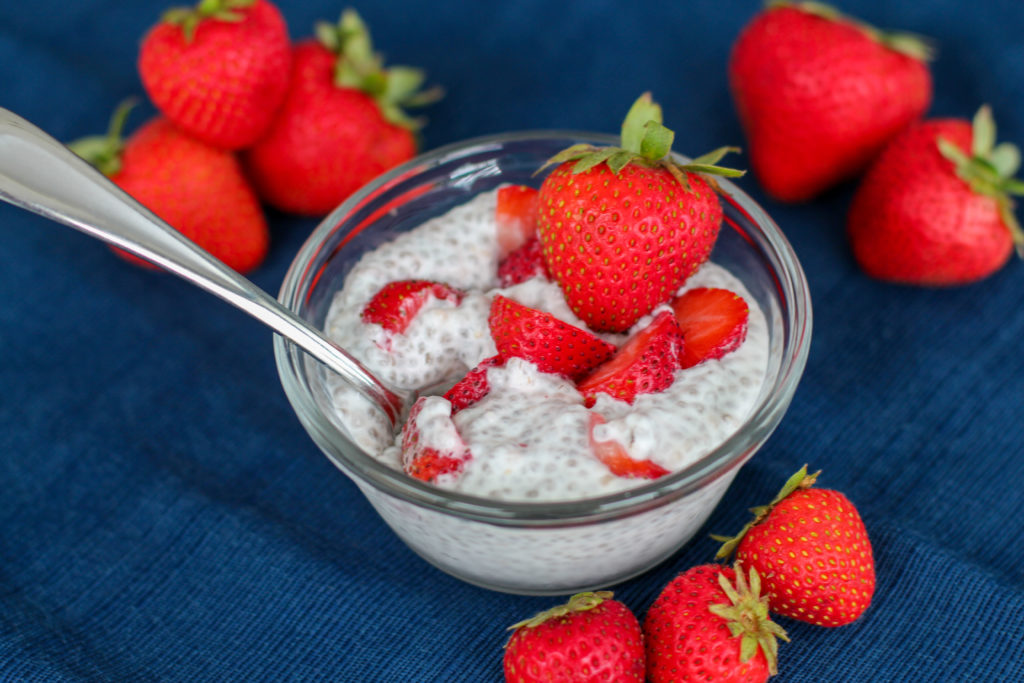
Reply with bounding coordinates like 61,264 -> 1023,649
274,129 -> 812,527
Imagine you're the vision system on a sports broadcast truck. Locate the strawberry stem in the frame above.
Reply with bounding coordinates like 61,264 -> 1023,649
767,0 -> 936,61
315,9 -> 443,131
161,0 -> 254,42
505,591 -> 613,632
67,99 -> 137,177
538,92 -> 745,193
707,564 -> 789,676
938,105 -> 1024,257
711,465 -> 818,561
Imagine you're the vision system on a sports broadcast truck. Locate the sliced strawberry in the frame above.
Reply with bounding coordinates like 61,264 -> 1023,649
496,185 -> 540,257
488,295 -> 615,380
401,397 -> 471,482
443,355 -> 505,413
497,236 -> 550,287
361,280 -> 463,334
671,288 -> 749,368
577,311 -> 683,407
588,413 -> 670,479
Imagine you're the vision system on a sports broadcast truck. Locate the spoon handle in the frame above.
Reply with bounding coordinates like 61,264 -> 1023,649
0,107 -> 403,425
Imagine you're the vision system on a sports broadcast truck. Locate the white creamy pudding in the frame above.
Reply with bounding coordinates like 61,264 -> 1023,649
322,188 -> 769,503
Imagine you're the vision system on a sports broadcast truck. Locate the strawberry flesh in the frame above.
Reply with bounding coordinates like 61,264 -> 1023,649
577,311 -> 683,407
443,355 -> 504,413
361,280 -> 463,334
588,413 -> 669,479
497,237 -> 550,287
488,295 -> 615,380
496,185 -> 540,256
671,288 -> 749,368
400,397 -> 471,483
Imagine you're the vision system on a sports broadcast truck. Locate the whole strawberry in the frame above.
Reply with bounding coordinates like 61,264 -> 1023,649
537,93 -> 743,332
244,10 -> 442,215
714,467 -> 875,627
848,105 -> 1024,285
139,0 -> 291,150
69,103 -> 269,273
644,563 -> 788,683
729,1 -> 933,202
504,591 -> 645,682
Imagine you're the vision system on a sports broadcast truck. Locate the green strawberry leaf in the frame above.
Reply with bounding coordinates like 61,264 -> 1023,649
639,120 -> 674,162
990,143 -> 1021,178
972,105 -> 996,157
621,92 -> 662,155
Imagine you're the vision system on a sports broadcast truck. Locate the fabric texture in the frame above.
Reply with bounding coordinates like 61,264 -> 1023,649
1,1 -> 1022,680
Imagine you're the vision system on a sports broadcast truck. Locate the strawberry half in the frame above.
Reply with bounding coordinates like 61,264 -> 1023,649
671,287 -> 749,368
488,295 -> 615,380
577,311 -> 683,407
361,280 -> 463,334
400,397 -> 471,483
497,237 -> 549,287
588,413 -> 669,479
496,184 -> 540,257
443,355 -> 504,413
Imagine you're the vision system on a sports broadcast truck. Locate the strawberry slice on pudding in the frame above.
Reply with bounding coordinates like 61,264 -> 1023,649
671,287 -> 749,368
443,355 -> 505,413
577,311 -> 683,407
401,397 -> 472,483
361,279 -> 464,334
588,413 -> 669,479
488,295 -> 615,380
495,184 -> 540,257
497,237 -> 549,287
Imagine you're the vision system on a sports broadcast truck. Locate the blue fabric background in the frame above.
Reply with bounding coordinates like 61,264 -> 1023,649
2,1 -> 1022,680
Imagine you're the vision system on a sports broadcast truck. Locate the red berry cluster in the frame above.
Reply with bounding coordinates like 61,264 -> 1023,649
502,467 -> 875,682
730,1 -> 1023,285
70,0 -> 439,273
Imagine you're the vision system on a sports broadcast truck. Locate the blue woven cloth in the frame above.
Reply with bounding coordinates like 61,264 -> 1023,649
2,1 -> 1022,680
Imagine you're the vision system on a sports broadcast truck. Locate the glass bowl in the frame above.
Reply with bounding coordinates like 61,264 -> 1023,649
274,131 -> 812,596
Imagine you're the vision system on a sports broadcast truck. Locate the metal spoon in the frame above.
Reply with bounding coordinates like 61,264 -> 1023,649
0,107 -> 405,427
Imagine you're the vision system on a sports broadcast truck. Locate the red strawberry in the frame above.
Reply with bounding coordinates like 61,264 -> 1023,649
497,237 -> 549,287
729,2 -> 933,202
244,10 -> 441,215
504,591 -> 645,682
69,104 -> 268,273
537,93 -> 742,332
361,280 -> 463,334
588,413 -> 668,479
400,397 -> 471,483
488,295 -> 615,380
714,467 -> 876,627
443,355 -> 504,413
576,311 -> 683,407
644,563 -> 788,683
848,106 -> 1024,285
138,0 -> 291,150
672,287 -> 749,368
496,184 -> 540,257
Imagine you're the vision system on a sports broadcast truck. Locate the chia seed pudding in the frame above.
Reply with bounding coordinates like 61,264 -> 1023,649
322,188 -> 769,502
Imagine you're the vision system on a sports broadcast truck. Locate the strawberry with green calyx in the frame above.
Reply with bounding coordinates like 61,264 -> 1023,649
713,466 -> 876,627
537,92 -> 744,333
504,591 -> 646,682
139,0 -> 291,150
729,1 -> 933,202
848,105 -> 1024,285
69,101 -> 269,273
643,563 -> 789,682
244,9 -> 442,216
